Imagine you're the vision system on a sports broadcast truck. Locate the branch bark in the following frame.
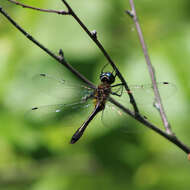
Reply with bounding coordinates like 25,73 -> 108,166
1,2 -> 190,156
6,0 -> 139,114
0,6 -> 94,89
7,0 -> 69,15
126,0 -> 174,135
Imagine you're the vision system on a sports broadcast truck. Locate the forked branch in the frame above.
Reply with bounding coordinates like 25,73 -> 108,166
7,0 -> 69,15
126,0 -> 174,136
0,5 -> 94,89
1,1 -> 190,156
6,0 -> 139,114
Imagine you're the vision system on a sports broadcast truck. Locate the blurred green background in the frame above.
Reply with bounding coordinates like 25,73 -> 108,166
0,0 -> 190,190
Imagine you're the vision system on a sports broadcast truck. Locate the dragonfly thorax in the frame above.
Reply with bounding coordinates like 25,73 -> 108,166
100,72 -> 115,84
93,82 -> 111,111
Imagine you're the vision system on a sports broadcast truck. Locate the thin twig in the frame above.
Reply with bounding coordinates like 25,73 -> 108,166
7,0 -> 69,15
7,0 -> 139,114
61,0 -> 139,114
109,97 -> 190,154
0,7 -> 94,89
126,0 -> 174,135
1,5 -> 190,155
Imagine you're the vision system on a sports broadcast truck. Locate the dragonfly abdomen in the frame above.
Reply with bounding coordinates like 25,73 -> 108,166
70,82 -> 112,144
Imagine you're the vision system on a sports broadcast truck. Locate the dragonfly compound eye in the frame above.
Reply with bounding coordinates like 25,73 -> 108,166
100,72 -> 115,84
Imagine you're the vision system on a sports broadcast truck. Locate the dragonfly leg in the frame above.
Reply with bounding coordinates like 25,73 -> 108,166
111,83 -> 124,97
111,92 -> 122,97
111,83 -> 123,88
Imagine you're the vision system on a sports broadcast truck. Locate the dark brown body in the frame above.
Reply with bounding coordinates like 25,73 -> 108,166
93,82 -> 111,110
70,82 -> 111,144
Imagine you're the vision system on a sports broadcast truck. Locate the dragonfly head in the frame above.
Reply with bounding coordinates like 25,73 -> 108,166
100,72 -> 115,84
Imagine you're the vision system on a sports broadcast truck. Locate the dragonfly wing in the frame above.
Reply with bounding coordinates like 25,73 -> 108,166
100,100 -> 143,134
113,82 -> 176,106
32,73 -> 94,102
26,99 -> 94,124
131,82 -> 176,105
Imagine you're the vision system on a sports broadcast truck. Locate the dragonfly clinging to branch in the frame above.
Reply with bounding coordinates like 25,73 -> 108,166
30,69 -> 175,144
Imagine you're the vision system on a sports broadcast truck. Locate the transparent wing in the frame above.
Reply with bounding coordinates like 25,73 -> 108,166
100,100 -> 143,134
130,81 -> 176,105
32,73 -> 94,102
26,99 -> 94,125
26,100 -> 98,146
111,82 -> 176,106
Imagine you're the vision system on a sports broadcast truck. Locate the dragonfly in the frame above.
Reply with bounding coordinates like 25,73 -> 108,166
30,70 -> 175,144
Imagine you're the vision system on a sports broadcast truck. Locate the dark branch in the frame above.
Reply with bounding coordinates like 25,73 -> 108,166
0,7 -> 95,89
7,0 -> 69,15
61,0 -> 139,114
109,97 -> 190,154
7,0 -> 140,114
126,0 -> 174,135
1,3 -> 190,156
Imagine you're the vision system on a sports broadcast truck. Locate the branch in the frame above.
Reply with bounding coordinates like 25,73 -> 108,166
0,7 -> 95,89
61,0 -> 140,114
7,0 -> 140,114
109,97 -> 190,154
1,4 -> 190,157
126,0 -> 174,135
7,0 -> 69,15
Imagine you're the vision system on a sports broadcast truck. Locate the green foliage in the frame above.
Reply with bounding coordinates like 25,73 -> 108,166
0,0 -> 190,190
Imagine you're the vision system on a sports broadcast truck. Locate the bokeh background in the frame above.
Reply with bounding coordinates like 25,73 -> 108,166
0,0 -> 190,190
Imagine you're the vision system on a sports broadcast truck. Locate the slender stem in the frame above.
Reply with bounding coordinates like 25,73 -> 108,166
1,4 -> 190,156
109,97 -> 190,154
7,0 -> 139,113
126,0 -> 173,135
61,0 -> 139,114
0,7 -> 95,89
7,0 -> 69,15
7,0 -> 140,114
